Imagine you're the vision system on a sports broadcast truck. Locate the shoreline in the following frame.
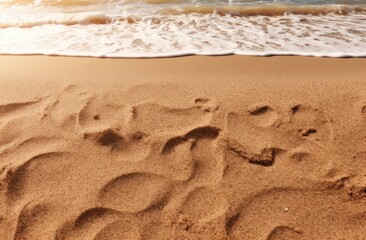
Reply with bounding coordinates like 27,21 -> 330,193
1,51 -> 366,58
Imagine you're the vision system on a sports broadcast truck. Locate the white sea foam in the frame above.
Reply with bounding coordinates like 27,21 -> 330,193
0,12 -> 365,57
0,1 -> 365,58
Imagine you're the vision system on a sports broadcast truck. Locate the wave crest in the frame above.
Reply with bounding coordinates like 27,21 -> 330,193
175,4 -> 366,16
0,12 -> 111,28
1,4 -> 366,29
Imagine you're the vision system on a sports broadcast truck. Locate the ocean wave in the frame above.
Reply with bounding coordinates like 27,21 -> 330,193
1,4 -> 365,29
1,0 -> 366,7
0,0 -> 365,58
0,12 -> 365,57
0,12 -> 111,28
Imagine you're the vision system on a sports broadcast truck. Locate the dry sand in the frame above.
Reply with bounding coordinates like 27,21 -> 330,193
0,55 -> 366,239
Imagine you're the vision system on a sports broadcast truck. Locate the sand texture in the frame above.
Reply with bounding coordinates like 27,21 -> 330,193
0,55 -> 366,239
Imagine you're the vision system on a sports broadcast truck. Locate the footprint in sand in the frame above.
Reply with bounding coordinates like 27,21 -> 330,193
189,132 -> 224,185
247,104 -> 279,128
224,103 -> 334,168
278,145 -> 334,180
287,104 -> 333,143
126,102 -> 214,136
77,96 -> 126,130
161,126 -> 220,154
0,112 -> 51,153
0,97 -> 48,122
229,188 -> 366,239
58,207 -> 140,240
225,111 -> 284,167
45,85 -> 91,127
166,187 -> 228,238
144,138 -> 196,182
143,126 -> 220,182
4,152 -> 67,202
83,128 -> 151,161
176,187 -> 228,225
13,202 -> 51,240
98,173 -> 171,213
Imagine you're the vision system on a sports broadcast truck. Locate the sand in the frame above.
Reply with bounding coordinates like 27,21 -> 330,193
0,55 -> 366,239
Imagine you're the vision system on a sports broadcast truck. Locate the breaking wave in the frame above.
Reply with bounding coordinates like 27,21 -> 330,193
0,0 -> 365,57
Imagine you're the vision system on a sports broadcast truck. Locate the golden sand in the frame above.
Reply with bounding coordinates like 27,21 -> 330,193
1,55 -> 366,239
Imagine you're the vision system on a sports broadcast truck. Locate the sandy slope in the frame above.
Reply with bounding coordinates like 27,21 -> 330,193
0,55 -> 366,239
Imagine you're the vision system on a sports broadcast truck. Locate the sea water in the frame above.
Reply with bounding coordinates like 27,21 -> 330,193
0,0 -> 365,57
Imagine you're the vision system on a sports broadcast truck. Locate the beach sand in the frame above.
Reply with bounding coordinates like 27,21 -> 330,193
1,55 -> 366,239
